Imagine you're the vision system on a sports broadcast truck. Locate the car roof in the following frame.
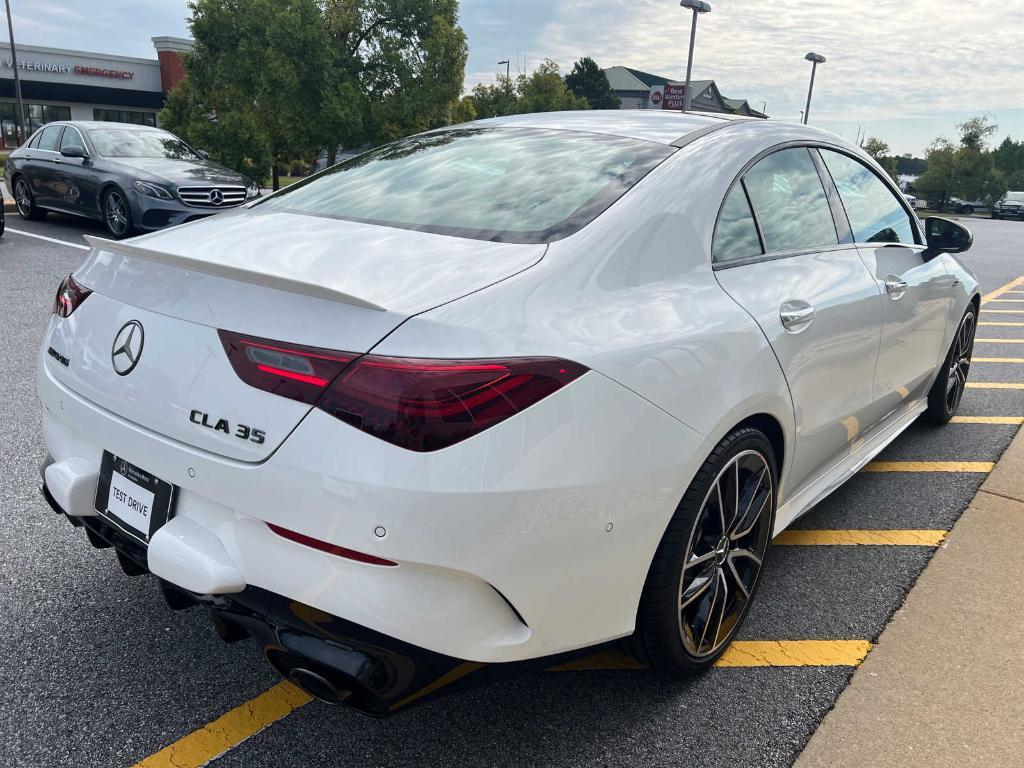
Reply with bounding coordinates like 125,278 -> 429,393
45,121 -> 164,131
466,109 -> 755,145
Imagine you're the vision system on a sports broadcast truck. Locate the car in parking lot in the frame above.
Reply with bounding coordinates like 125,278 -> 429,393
991,191 -> 1024,220
5,121 -> 259,238
38,111 -> 979,715
947,196 -> 986,215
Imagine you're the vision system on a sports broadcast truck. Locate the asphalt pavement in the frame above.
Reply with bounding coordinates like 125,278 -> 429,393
1,211 -> 1022,768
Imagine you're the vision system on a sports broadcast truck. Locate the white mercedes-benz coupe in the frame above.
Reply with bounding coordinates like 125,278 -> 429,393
39,110 -> 978,715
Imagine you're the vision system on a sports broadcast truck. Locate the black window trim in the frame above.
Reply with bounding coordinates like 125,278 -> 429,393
713,139 -> 924,271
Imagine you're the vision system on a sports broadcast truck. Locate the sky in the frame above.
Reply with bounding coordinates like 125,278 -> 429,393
10,0 -> 1024,156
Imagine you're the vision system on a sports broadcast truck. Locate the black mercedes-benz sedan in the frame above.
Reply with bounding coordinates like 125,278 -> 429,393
4,121 -> 259,238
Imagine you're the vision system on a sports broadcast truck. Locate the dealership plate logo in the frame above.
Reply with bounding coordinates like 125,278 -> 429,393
111,320 -> 144,376
209,188 -> 224,206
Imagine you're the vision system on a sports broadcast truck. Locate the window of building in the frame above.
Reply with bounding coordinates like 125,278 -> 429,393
742,148 -> 838,253
0,101 -> 71,145
93,108 -> 157,127
819,149 -> 915,244
713,184 -> 763,264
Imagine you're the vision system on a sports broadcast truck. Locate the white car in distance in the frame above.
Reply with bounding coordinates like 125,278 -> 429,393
38,110 -> 978,715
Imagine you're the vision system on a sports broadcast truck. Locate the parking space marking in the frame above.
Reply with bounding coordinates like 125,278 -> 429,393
981,276 -> 1024,304
966,382 -> 1024,390
982,309 -> 1024,314
988,299 -> 1024,304
131,682 -> 312,768
551,641 -> 874,671
774,529 -> 946,546
976,338 -> 1024,343
863,461 -> 993,472
5,227 -> 90,251
950,416 -> 1024,424
979,322 -> 1024,327
972,357 -> 1024,363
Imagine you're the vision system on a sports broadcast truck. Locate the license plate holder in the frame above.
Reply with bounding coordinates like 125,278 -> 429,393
95,452 -> 176,545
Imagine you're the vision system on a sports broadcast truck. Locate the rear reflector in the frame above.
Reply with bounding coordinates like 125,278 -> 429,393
218,331 -> 355,405
267,523 -> 397,567
219,330 -> 588,451
54,274 -> 91,318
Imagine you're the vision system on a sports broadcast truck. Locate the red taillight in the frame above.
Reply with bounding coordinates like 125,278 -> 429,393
218,330 -> 355,405
267,523 -> 397,567
317,355 -> 588,452
219,330 -> 588,451
54,274 -> 91,318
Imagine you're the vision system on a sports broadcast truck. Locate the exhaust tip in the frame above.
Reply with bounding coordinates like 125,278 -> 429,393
265,648 -> 388,716
287,667 -> 352,706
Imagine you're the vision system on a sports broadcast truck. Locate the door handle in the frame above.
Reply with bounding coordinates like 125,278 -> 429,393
884,275 -> 908,300
780,300 -> 815,333
52,157 -> 62,164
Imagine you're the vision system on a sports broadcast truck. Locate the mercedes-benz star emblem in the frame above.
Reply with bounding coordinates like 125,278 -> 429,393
111,320 -> 145,376
209,188 -> 224,206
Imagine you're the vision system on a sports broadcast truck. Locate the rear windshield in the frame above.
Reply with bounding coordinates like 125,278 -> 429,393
87,128 -> 199,160
256,127 -> 675,243
1006,192 -> 1024,201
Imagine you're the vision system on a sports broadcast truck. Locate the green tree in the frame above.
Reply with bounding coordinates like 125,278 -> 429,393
468,77 -> 518,118
992,137 -> 1024,190
861,137 -> 898,181
514,60 -> 589,114
564,57 -> 620,109
914,118 -> 1007,211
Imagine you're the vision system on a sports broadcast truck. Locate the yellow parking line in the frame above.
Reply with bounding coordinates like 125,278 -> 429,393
982,276 -> 1024,304
972,357 -> 1024,363
979,322 -> 1024,327
976,338 -> 1024,343
982,309 -> 1024,314
774,529 -> 946,546
131,682 -> 312,768
950,416 -> 1024,424
863,461 -> 993,472
966,382 -> 1024,389
550,640 -> 873,671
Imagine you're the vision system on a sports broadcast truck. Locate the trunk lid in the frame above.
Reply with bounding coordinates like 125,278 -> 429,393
47,211 -> 544,461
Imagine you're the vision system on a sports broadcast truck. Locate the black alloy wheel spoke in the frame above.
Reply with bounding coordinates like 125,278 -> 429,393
678,449 -> 773,658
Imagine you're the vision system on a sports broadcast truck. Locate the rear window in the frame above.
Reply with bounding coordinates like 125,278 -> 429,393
256,127 -> 675,243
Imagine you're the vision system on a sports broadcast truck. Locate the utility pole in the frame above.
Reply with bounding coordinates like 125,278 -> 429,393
497,59 -> 510,91
4,0 -> 26,144
803,52 -> 826,125
679,1 -> 711,113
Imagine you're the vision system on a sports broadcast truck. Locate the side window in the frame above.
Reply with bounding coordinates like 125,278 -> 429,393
742,148 -> 838,253
713,184 -> 763,264
819,149 -> 915,244
28,131 -> 41,149
60,127 -> 86,153
36,125 -> 62,152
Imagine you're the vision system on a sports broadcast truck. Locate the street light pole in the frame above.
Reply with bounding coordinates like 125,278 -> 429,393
679,0 -> 711,113
803,52 -> 826,125
497,59 -> 510,87
4,0 -> 26,144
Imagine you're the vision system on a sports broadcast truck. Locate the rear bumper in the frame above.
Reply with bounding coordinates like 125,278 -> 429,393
38,347 -> 706,663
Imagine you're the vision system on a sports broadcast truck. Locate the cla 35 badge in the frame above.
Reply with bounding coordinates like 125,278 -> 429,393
111,320 -> 144,375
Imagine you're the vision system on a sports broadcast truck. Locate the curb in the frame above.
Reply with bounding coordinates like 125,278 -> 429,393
794,423 -> 1024,767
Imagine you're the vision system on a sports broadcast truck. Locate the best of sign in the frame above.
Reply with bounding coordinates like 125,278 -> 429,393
2,58 -> 134,80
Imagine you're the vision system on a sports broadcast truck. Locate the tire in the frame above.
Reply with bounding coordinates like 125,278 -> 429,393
13,176 -> 47,221
634,427 -> 777,675
103,187 -> 133,239
925,305 -> 976,424
962,206 -> 974,216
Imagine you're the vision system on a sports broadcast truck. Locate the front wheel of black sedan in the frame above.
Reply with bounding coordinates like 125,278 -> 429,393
634,427 -> 776,675
103,187 -> 133,239
925,305 -> 976,424
14,177 -> 47,221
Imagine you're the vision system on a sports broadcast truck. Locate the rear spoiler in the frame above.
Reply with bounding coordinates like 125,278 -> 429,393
83,235 -> 387,312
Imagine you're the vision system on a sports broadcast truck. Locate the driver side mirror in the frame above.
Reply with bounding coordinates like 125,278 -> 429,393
60,145 -> 86,159
196,149 -> 210,160
924,216 -> 973,254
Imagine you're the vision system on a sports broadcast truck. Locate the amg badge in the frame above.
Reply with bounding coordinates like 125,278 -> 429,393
189,409 -> 266,444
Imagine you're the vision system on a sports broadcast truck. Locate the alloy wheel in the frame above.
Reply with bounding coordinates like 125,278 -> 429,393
678,449 -> 773,658
15,179 -> 32,217
105,191 -> 129,236
945,311 -> 975,415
